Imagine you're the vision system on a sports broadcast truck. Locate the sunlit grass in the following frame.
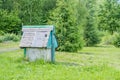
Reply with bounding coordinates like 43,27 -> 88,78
0,41 -> 19,48
0,41 -> 19,52
0,42 -> 120,80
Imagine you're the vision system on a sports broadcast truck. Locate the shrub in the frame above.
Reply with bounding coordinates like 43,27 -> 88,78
0,33 -> 21,43
0,31 -> 5,35
100,32 -> 118,45
113,34 -> 120,47
0,36 -> 4,43
4,33 -> 20,42
101,35 -> 114,45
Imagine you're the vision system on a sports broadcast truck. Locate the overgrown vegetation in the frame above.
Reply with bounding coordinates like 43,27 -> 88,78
0,33 -> 20,43
0,0 -> 120,52
0,0 -> 120,79
0,9 -> 21,34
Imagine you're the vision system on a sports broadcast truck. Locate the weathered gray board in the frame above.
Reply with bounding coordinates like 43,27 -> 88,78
22,28 -> 53,32
26,48 -> 51,61
20,27 -> 53,61
20,31 -> 50,47
20,32 -> 35,47
32,31 -> 49,47
20,28 -> 52,47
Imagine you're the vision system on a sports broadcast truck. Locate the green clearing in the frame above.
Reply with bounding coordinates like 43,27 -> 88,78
0,42 -> 120,80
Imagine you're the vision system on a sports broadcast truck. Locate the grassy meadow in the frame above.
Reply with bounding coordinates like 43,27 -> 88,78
0,42 -> 120,80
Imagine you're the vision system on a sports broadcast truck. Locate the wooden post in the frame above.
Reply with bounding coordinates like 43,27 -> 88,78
51,31 -> 55,63
24,48 -> 26,57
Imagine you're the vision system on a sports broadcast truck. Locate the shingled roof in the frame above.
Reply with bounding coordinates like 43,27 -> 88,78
20,25 -> 57,48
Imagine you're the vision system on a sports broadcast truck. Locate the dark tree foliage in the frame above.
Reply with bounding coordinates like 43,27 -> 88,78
0,10 -> 21,34
84,0 -> 100,46
0,0 -> 56,34
1,0 -> 14,12
18,0 -> 56,25
0,0 -> 21,34
114,32 -> 120,47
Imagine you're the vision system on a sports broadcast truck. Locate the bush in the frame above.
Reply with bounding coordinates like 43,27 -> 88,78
113,34 -> 120,47
4,33 -> 20,42
0,36 -> 4,43
84,30 -> 101,46
0,33 -> 21,43
0,31 -> 5,35
100,32 -> 118,45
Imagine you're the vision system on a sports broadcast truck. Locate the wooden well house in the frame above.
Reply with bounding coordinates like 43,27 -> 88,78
20,25 -> 58,62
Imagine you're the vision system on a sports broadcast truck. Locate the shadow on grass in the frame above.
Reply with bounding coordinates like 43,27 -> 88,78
55,61 -> 80,66
94,45 -> 114,48
79,52 -> 94,55
15,57 -> 80,67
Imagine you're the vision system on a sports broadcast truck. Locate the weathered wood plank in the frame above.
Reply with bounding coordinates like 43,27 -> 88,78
32,31 -> 50,47
26,48 -> 51,61
22,28 -> 53,32
20,32 -> 35,47
20,31 -> 50,48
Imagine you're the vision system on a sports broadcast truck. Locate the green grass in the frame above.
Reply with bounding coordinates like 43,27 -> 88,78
0,41 -> 19,53
0,43 -> 120,80
0,41 -> 19,48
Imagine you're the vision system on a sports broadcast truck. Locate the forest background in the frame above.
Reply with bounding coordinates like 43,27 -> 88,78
0,0 -> 120,52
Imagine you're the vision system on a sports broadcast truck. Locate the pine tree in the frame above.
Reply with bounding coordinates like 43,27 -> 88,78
84,0 -> 100,46
48,0 -> 86,52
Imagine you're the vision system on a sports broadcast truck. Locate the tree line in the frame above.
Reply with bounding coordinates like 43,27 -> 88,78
0,0 -> 120,52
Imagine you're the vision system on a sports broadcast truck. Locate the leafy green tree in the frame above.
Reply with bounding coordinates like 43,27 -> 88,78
0,0 -> 56,34
1,0 -> 14,11
18,0 -> 56,25
84,0 -> 100,46
0,10 -> 21,34
0,0 -> 21,34
98,0 -> 120,34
